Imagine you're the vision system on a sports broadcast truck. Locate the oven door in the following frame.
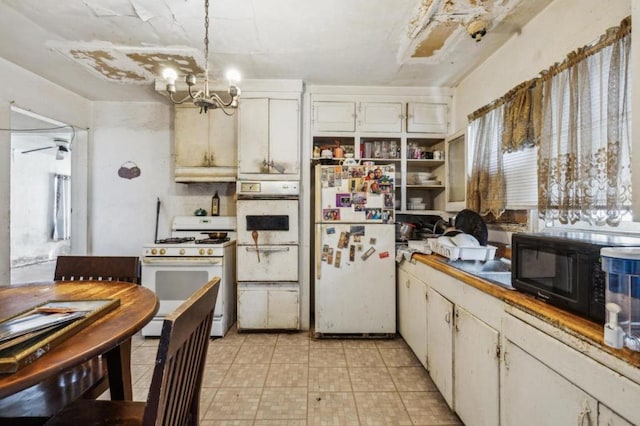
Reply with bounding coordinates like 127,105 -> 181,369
237,199 -> 299,245
237,245 -> 299,281
141,257 -> 225,335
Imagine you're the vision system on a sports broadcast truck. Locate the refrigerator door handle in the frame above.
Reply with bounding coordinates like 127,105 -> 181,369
315,225 -> 322,280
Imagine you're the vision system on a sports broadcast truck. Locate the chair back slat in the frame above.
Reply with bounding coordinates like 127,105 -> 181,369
143,278 -> 219,426
54,256 -> 140,283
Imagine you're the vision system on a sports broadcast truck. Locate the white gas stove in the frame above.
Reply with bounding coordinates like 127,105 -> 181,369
141,216 -> 237,337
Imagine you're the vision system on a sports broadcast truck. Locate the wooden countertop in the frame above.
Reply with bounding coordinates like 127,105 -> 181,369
411,253 -> 640,369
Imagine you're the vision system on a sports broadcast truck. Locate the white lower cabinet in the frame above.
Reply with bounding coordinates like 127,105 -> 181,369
426,287 -> 454,408
237,284 -> 299,330
397,264 -> 427,368
598,403 -> 634,426
453,306 -> 500,426
501,339 -> 597,426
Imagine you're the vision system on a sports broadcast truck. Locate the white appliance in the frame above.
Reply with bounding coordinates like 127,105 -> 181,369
236,181 -> 300,330
314,163 -> 396,335
141,216 -> 236,337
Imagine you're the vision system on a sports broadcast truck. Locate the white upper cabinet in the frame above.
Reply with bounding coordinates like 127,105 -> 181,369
238,97 -> 300,179
407,102 -> 448,134
174,104 -> 237,182
358,102 -> 403,133
312,101 -> 356,132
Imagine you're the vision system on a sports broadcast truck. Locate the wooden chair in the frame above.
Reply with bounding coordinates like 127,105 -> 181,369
54,256 -> 140,283
43,278 -> 220,426
0,256 -> 141,425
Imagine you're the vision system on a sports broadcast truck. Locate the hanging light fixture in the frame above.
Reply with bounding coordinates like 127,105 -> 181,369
162,0 -> 241,115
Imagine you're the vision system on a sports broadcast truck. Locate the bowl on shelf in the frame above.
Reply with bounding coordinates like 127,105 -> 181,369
408,197 -> 423,204
408,202 -> 427,210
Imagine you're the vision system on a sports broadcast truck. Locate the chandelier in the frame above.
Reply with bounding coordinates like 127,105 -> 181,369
162,0 -> 241,114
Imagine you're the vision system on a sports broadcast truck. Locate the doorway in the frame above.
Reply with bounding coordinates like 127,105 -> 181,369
10,108 -> 75,283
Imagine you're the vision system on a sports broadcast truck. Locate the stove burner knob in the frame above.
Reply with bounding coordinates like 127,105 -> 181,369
151,248 -> 157,255
199,248 -> 205,255
160,248 -> 166,255
179,249 -> 185,255
207,248 -> 214,255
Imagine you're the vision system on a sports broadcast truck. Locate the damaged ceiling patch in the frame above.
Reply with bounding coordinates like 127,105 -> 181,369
48,41 -> 203,84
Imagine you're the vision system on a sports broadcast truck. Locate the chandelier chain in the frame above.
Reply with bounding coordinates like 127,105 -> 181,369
204,0 -> 210,72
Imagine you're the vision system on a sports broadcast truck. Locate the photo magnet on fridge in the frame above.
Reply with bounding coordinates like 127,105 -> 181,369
321,244 -> 329,262
350,225 -> 365,236
334,251 -> 342,268
349,245 -> 356,262
327,248 -> 334,265
323,209 -> 340,221
326,227 -> 336,235
336,193 -> 351,207
337,232 -> 350,249
379,251 -> 390,259
361,246 -> 376,260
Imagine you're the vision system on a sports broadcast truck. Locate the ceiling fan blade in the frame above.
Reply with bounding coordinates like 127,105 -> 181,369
21,146 -> 55,154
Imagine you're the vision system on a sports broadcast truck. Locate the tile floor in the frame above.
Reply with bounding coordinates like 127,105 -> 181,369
126,324 -> 462,426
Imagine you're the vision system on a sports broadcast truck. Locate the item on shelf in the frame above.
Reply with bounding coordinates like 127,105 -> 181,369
409,197 -> 423,204
321,149 -> 333,159
313,146 -> 321,158
408,203 -> 427,210
433,150 -> 444,160
333,141 -> 344,158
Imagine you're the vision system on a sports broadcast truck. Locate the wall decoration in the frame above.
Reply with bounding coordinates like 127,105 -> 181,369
117,161 -> 141,180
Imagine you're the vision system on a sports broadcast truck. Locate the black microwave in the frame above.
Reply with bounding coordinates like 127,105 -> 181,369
512,231 -> 640,324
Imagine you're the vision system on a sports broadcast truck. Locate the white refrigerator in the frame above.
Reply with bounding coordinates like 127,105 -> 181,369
314,163 -> 396,335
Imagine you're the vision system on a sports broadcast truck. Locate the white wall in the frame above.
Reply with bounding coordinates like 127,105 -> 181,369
90,102 -> 236,255
0,57 -> 91,283
452,0 -> 631,133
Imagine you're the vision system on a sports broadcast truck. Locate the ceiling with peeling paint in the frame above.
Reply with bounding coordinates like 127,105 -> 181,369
0,0 -> 552,102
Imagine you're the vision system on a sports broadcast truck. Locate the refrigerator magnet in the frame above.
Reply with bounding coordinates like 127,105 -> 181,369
361,246 -> 376,260
337,232 -> 350,249
336,193 -> 351,207
369,237 -> 377,245
323,209 -> 340,221
353,235 -> 361,243
349,245 -> 356,262
365,208 -> 381,220
326,227 -> 336,235
327,248 -> 334,265
379,251 -> 390,259
321,244 -> 329,261
334,251 -> 342,268
350,225 -> 365,236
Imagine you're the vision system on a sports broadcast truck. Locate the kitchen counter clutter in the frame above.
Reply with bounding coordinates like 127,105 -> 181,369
398,253 -> 640,426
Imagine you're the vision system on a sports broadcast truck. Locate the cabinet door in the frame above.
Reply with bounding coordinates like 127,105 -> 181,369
174,105 -> 210,167
407,102 -> 448,134
454,307 -> 499,426
237,286 -> 268,329
268,287 -> 299,329
358,102 -> 403,132
501,339 -> 597,426
426,287 -> 454,408
238,98 -> 270,174
208,108 -> 237,168
313,101 -> 356,132
398,267 -> 428,368
598,403 -> 634,426
445,131 -> 465,211
269,99 -> 300,176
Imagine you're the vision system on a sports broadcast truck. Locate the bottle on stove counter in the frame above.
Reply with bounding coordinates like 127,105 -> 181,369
211,191 -> 220,216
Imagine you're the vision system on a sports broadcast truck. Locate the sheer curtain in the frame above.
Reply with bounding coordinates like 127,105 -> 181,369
466,104 -> 506,217
537,18 -> 632,226
53,174 -> 71,240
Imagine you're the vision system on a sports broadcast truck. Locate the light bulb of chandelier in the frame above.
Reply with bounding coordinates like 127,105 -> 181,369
226,69 -> 241,86
162,68 -> 178,93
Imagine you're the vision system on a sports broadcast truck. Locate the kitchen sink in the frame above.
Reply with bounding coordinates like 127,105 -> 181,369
445,259 -> 515,290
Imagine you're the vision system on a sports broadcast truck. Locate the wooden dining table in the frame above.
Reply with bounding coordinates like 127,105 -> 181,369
0,280 -> 158,400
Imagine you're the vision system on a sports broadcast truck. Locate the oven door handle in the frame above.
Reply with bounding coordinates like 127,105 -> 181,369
244,247 -> 290,253
142,257 -> 223,266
